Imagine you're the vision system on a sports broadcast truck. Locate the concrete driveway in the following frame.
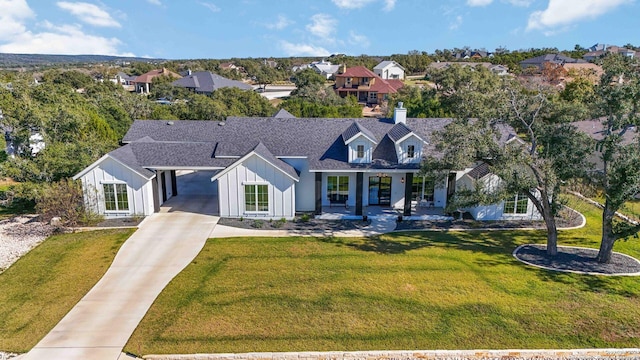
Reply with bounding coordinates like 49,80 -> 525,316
23,195 -> 219,360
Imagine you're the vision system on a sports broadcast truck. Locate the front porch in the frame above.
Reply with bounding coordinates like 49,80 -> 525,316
315,205 -> 453,221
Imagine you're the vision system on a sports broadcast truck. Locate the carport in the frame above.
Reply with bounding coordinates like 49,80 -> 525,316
154,169 -> 220,215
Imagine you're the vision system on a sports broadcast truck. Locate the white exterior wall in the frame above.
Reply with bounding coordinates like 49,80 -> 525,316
375,65 -> 405,80
348,138 -> 374,163
77,157 -> 154,218
458,173 -> 543,221
396,137 -> 422,164
281,158 -> 315,212
217,154 -> 296,220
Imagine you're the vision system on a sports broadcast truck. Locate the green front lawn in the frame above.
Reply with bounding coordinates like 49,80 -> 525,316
126,198 -> 640,355
0,229 -> 134,353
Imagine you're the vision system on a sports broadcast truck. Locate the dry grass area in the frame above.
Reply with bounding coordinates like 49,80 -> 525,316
126,197 -> 640,355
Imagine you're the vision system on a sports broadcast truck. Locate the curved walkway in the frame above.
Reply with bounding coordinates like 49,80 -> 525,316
23,195 -> 219,360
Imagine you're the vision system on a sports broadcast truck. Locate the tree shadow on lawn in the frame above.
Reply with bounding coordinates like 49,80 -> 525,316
532,268 -> 640,298
320,229 -> 544,263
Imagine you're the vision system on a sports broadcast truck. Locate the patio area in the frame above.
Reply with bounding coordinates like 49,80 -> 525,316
316,205 -> 453,221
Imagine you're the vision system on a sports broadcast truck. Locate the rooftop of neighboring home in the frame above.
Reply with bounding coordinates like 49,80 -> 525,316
520,54 -> 586,67
133,68 -> 181,84
373,60 -> 405,70
172,71 -> 252,93
116,116 -> 517,173
335,66 -> 404,94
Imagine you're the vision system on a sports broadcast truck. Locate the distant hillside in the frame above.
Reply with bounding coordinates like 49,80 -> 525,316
0,53 -> 164,68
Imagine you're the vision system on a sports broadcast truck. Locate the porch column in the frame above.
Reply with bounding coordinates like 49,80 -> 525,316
152,172 -> 160,212
355,172 -> 363,216
315,172 -> 322,215
170,170 -> 178,196
403,172 -> 413,216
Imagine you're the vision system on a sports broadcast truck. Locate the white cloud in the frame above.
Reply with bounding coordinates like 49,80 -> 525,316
146,0 -> 162,5
383,0 -> 397,11
527,0 -> 631,31
0,0 -> 34,42
449,15 -> 463,29
56,2 -> 121,28
199,1 -> 221,12
306,14 -> 337,39
265,15 -> 293,30
332,0 -> 396,10
467,0 -> 493,6
348,31 -> 370,47
0,21 -> 134,56
279,41 -> 330,56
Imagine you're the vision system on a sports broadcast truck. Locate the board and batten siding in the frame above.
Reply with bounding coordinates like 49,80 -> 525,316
217,154 -> 296,220
77,157 -> 154,218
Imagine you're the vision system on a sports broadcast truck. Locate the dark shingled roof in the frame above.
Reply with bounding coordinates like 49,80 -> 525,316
341,121 -> 377,144
109,145 -> 156,179
172,71 -> 252,93
272,108 -> 297,118
249,142 -> 299,180
387,122 -> 413,142
466,162 -> 491,180
116,117 -> 518,172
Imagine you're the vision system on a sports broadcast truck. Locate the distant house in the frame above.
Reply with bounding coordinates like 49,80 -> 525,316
454,50 -> 491,60
428,62 -> 509,76
263,59 -> 278,68
219,62 -> 238,71
373,60 -> 406,80
519,54 -> 586,71
132,68 -> 181,94
334,66 -> 404,105
583,44 -> 636,61
311,60 -> 341,80
172,71 -> 252,94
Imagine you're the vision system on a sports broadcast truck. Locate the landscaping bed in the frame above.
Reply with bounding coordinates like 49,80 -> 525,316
218,216 -> 371,231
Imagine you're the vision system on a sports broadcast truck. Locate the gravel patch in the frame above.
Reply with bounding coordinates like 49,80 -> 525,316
217,217 -> 371,231
0,215 -> 56,273
514,244 -> 640,276
0,351 -> 20,359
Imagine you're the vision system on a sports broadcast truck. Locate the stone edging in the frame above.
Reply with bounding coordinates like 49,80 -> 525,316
513,244 -> 640,277
143,348 -> 640,360
568,191 -> 639,225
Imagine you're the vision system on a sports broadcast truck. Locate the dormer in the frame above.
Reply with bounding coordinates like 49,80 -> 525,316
342,122 -> 377,164
387,122 -> 426,164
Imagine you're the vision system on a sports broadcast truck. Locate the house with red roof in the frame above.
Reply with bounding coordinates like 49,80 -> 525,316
334,66 -> 404,105
132,68 -> 181,94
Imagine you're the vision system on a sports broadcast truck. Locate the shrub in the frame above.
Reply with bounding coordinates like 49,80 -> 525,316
251,219 -> 264,228
35,179 -> 97,227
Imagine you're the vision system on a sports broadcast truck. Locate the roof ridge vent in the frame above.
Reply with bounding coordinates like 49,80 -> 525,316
218,121 -> 225,126
167,121 -> 174,125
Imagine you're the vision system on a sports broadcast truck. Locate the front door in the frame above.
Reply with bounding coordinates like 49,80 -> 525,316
369,176 -> 391,206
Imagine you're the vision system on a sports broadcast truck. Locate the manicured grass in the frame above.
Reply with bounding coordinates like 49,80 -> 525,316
0,229 -> 134,353
126,197 -> 640,355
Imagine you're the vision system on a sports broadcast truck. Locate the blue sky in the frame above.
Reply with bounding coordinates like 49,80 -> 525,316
0,0 -> 637,59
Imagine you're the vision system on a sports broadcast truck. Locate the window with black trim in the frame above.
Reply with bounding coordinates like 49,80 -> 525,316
327,176 -> 349,203
356,144 -> 365,158
407,145 -> 415,158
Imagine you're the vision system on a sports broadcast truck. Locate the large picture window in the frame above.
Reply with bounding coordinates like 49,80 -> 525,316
245,184 -> 269,212
411,176 -> 434,203
103,183 -> 129,211
327,175 -> 349,203
504,192 -> 528,214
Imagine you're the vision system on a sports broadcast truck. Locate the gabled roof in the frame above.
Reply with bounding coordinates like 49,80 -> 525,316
341,121 -> 377,144
212,141 -> 299,182
374,60 -> 405,71
520,54 -> 586,66
335,66 -> 377,78
465,162 -> 491,180
73,144 -> 156,181
387,123 -> 424,143
172,71 -> 252,93
133,68 -> 181,84
272,108 -> 297,119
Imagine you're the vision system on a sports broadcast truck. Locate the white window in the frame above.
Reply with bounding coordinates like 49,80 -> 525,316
504,193 -> 528,214
245,184 -> 269,212
356,144 -> 365,158
103,183 -> 129,212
